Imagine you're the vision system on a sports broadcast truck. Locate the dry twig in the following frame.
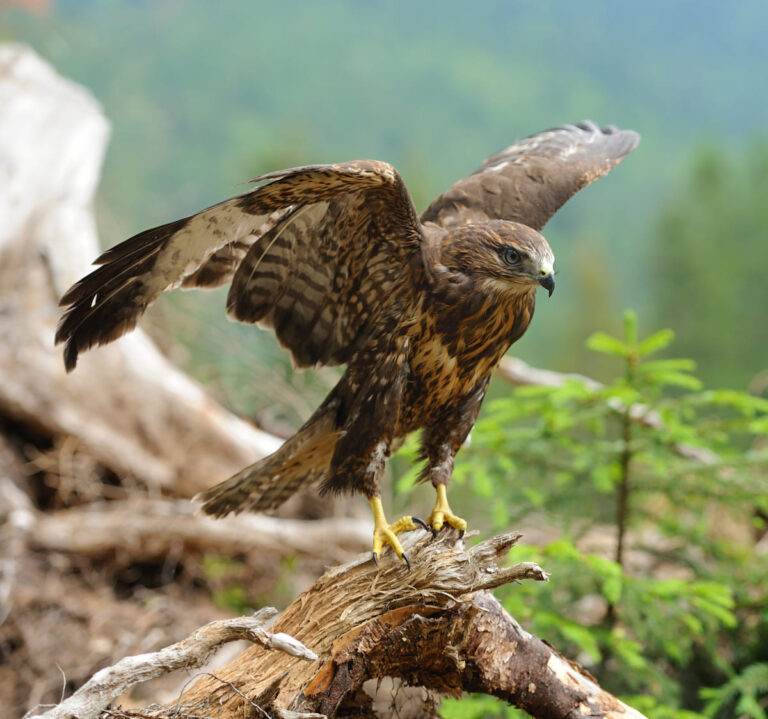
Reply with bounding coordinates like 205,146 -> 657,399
25,609 -> 316,719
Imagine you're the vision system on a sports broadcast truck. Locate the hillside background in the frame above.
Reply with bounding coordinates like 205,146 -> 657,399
3,0 -> 767,404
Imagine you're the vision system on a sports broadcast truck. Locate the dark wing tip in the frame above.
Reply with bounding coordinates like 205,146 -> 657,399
62,339 -> 79,373
54,306 -> 80,371
56,299 -> 143,372
55,217 -> 185,371
543,119 -> 635,136
58,277 -> 90,307
422,120 -> 640,231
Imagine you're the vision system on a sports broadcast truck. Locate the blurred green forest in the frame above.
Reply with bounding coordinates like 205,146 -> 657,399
3,0 -> 768,403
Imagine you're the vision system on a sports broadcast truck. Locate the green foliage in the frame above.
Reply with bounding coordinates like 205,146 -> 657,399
201,553 -> 299,614
447,312 -> 768,716
201,554 -> 257,614
700,663 -> 768,719
442,695 -> 525,719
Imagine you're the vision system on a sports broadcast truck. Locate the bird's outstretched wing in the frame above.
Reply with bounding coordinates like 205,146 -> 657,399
421,121 -> 640,231
56,161 -> 423,371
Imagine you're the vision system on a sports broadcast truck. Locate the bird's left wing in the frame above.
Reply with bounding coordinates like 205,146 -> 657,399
56,160 -> 423,371
421,121 -> 640,231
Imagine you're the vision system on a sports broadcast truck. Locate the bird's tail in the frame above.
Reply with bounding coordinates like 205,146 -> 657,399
194,411 -> 339,517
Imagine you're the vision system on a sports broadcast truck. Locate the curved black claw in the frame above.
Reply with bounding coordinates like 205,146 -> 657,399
411,516 -> 429,532
458,529 -> 465,540
372,551 -> 379,566
401,552 -> 411,571
430,526 -> 439,539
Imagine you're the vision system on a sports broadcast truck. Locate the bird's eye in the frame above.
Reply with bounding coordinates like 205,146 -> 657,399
501,247 -> 521,265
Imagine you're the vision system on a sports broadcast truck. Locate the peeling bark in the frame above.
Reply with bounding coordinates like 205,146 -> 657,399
301,593 -> 638,719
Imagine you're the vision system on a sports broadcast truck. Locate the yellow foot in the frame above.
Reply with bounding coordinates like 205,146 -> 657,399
369,497 -> 428,569
426,484 -> 467,538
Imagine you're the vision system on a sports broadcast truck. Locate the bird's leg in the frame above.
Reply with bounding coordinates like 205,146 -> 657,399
426,482 -> 467,539
327,335 -> 427,566
369,495 -> 428,568
420,381 -> 489,538
421,437 -> 474,538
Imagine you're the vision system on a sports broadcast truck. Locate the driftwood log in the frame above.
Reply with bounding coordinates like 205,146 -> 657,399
30,531 -> 647,719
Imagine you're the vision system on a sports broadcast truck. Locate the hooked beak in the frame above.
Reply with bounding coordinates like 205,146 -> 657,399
539,272 -> 555,297
537,259 -> 555,297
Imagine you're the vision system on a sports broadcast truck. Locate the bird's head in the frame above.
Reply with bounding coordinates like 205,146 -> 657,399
438,220 -> 556,297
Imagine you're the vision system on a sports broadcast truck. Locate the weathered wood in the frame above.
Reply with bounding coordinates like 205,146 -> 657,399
147,530 -> 646,719
301,592 -> 643,719
0,44 -> 281,497
27,497 -> 369,562
25,608 -> 316,719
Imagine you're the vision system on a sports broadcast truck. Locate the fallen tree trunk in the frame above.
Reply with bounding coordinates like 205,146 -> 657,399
47,530 -> 645,719
27,497 -> 370,563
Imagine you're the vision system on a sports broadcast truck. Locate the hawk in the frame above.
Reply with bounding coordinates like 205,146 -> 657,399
57,121 -> 639,565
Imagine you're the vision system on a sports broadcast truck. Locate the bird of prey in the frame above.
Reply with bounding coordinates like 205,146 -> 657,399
56,121 -> 639,565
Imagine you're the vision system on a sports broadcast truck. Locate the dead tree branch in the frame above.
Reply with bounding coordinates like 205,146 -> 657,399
127,530 -> 646,719
301,591 -> 644,719
25,609 -> 316,719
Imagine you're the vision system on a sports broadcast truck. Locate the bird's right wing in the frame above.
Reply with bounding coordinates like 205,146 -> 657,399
56,161 -> 424,371
421,121 -> 640,231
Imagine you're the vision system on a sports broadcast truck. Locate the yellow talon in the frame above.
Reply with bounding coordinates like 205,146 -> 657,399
369,497 -> 426,567
426,484 -> 467,537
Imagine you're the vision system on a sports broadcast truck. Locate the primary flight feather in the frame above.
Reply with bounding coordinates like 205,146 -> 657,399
57,121 -> 639,564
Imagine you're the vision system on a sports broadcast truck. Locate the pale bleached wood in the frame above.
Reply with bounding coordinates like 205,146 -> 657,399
25,608 -> 317,719
0,44 -> 282,497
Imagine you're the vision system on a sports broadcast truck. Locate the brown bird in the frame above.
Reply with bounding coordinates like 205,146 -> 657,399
56,121 -> 639,565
